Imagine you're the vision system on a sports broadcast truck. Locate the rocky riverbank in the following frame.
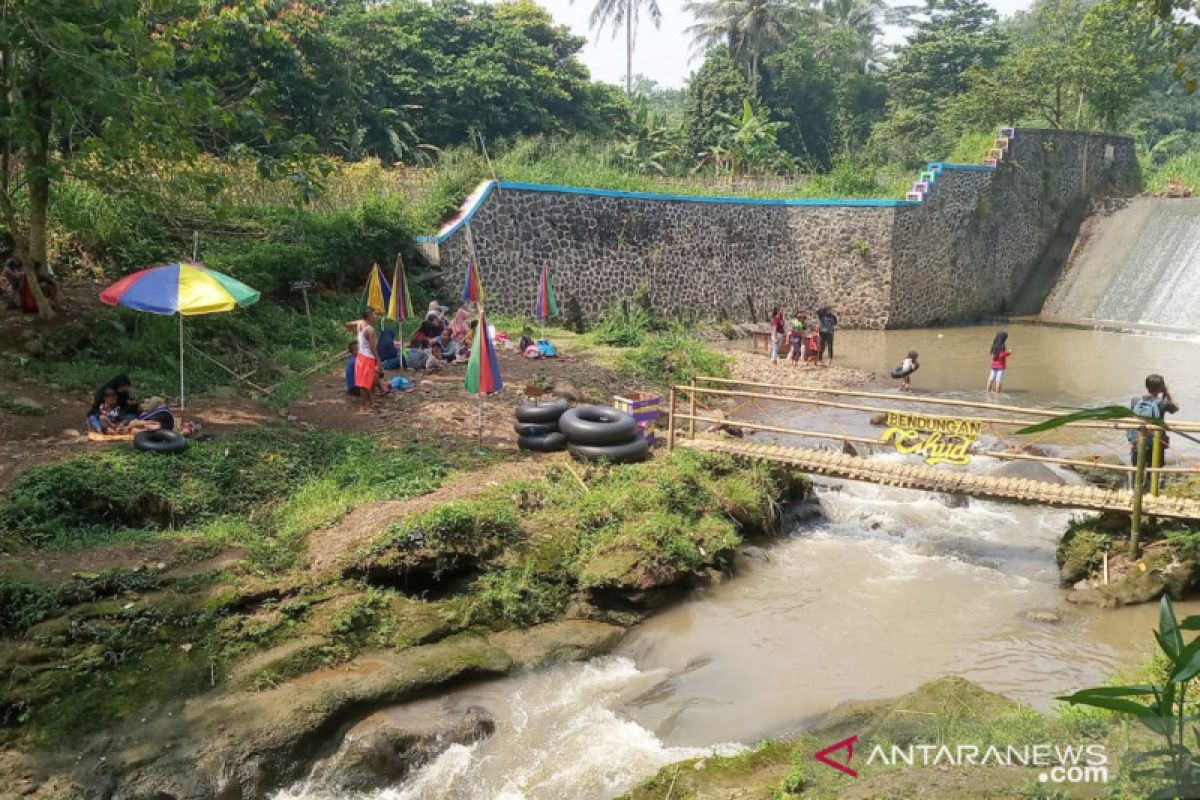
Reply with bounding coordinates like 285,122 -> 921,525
0,443 -> 807,799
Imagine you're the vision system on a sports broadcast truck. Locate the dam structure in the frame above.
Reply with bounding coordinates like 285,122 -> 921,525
416,128 -> 1137,328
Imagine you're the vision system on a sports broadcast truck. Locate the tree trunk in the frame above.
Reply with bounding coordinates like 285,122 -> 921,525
625,0 -> 633,95
24,53 -> 54,319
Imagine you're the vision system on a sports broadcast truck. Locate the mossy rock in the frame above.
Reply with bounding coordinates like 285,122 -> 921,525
1056,525 -> 1110,586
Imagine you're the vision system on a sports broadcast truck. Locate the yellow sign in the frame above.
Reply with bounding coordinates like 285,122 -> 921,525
880,411 -> 981,466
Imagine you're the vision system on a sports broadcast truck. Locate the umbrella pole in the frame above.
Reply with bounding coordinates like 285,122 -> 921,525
178,313 -> 186,409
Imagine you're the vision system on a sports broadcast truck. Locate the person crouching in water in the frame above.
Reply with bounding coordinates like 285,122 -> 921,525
986,331 -> 1013,393
345,308 -> 379,414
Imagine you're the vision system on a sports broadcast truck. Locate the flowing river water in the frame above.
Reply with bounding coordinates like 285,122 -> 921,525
283,324 -> 1200,800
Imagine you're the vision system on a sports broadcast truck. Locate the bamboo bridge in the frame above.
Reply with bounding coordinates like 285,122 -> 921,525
667,377 -> 1200,520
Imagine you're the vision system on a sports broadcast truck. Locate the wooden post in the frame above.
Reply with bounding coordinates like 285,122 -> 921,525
301,288 -> 316,352
668,386 -> 677,452
688,378 -> 697,438
1151,430 -> 1164,497
1130,432 -> 1148,560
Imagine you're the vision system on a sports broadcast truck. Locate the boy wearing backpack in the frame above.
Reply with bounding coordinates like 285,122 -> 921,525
1129,373 -> 1179,468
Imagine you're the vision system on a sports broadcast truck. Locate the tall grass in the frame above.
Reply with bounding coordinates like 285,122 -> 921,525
1143,150 -> 1200,195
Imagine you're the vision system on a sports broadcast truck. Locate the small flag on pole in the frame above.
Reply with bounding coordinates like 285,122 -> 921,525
360,263 -> 391,314
461,259 -> 484,304
533,262 -> 558,319
387,254 -> 414,322
464,309 -> 503,395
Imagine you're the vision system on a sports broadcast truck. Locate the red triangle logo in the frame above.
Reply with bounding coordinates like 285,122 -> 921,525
814,734 -> 859,778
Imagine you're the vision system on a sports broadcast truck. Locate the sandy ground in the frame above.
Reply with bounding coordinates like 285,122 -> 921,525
283,339 -> 648,453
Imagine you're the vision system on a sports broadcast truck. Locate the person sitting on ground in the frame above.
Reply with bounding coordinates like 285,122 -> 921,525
405,344 -> 441,373
344,308 -> 378,414
134,396 -> 174,431
436,328 -> 458,360
88,387 -> 127,434
377,327 -> 402,370
450,307 -> 469,341
92,373 -> 137,418
1129,373 -> 1180,467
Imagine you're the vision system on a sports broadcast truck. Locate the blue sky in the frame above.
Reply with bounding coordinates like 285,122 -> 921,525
532,0 -> 1035,88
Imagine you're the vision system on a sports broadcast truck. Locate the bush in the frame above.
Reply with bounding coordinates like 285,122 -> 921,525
617,326 -> 733,387
591,300 -> 654,347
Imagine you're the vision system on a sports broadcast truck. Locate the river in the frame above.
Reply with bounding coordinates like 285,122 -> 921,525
281,323 -> 1200,800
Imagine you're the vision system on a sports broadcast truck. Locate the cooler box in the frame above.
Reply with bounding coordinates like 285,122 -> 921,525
614,391 -> 661,442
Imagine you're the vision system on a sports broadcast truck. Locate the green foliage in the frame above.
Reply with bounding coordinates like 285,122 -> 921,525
1059,595 -> 1200,799
469,563 -> 571,626
373,501 -> 523,555
718,100 -> 794,175
591,300 -> 656,347
618,326 -> 734,387
886,0 -> 1009,118
0,430 -> 446,551
684,47 -> 755,161
0,569 -> 162,637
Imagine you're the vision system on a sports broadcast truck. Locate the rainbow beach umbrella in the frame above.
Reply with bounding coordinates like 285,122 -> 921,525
461,259 -> 484,305
532,262 -> 558,340
360,263 -> 391,315
387,254 -> 414,323
100,261 -> 260,408
464,309 -> 502,395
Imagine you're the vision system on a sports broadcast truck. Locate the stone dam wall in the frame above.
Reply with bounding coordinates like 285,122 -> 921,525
416,128 -> 1138,329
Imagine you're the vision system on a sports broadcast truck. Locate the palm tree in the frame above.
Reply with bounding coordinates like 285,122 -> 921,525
812,0 -> 886,72
578,0 -> 664,95
685,0 -> 797,94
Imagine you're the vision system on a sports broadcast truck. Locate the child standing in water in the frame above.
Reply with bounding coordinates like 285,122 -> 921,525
788,321 -> 805,367
894,351 -> 919,391
986,331 -> 1013,393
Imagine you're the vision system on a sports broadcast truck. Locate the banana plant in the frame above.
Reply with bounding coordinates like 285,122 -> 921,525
1060,595 -> 1200,799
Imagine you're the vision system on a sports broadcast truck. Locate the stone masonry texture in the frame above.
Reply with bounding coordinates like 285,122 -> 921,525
433,128 -> 1137,329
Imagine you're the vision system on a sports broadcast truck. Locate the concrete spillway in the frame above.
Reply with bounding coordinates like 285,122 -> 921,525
1041,197 -> 1200,330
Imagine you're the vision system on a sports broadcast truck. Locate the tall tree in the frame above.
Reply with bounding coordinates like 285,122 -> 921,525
0,0 -> 177,317
683,45 -> 754,159
685,0 -> 797,94
577,0 -> 663,94
886,0 -> 1008,115
813,0 -> 886,73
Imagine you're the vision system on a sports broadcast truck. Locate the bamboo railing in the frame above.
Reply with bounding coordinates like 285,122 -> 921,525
665,377 -> 1200,519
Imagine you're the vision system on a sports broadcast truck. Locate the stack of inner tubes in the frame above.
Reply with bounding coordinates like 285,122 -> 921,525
558,405 -> 649,463
515,400 -> 570,451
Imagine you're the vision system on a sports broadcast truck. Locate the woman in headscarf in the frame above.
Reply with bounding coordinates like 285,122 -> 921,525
450,307 -> 469,341
90,374 -> 136,419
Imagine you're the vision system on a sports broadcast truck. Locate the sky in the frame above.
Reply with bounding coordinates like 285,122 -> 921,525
531,0 -> 1037,88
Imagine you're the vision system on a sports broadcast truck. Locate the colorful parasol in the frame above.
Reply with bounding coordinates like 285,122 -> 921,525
461,259 -> 484,305
100,261 -> 260,408
464,309 -> 502,395
360,263 -> 391,315
100,261 -> 260,315
387,254 -> 414,323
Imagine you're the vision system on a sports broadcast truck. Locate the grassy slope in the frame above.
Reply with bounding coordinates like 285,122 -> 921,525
0,442 -> 802,749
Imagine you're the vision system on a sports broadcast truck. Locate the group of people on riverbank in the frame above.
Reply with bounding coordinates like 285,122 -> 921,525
344,300 -> 479,413
86,373 -> 176,435
768,306 -> 838,367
